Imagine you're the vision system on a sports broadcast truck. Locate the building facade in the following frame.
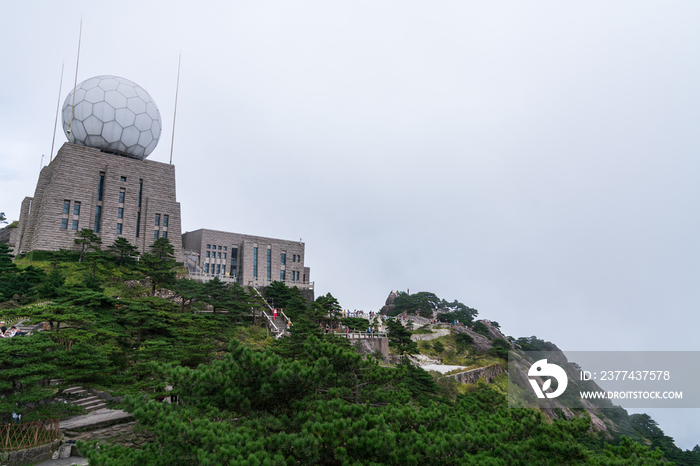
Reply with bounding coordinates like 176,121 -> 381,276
182,228 -> 311,290
13,142 -> 183,260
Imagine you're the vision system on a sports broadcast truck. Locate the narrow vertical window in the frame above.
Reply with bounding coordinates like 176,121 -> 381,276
118,208 -> 123,219
60,218 -> 68,229
116,223 -> 123,234
72,219 -> 79,230
205,264 -> 209,273
206,251 -> 210,258
97,173 -> 105,201
281,253 -> 286,265
253,247 -> 258,278
216,264 -> 220,275
138,179 -> 143,207
280,270 -> 285,281
135,211 -> 141,238
73,202 -> 81,215
118,189 -> 125,203
155,214 -> 160,226
63,201 -> 70,214
94,206 -> 102,233
154,230 -> 158,239
162,231 -> 168,239
222,265 -> 226,275
163,215 -> 169,227
266,249 -> 271,281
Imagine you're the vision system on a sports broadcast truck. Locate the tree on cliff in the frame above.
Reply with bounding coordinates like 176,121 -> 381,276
74,228 -> 102,263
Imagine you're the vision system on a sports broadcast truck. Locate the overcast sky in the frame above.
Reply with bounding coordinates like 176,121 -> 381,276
1,0 -> 699,449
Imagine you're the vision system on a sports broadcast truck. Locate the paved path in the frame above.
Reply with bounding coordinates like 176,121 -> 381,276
60,408 -> 133,431
420,364 -> 468,374
34,456 -> 88,466
411,328 -> 450,341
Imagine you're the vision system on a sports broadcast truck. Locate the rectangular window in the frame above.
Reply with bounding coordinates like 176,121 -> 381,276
94,205 -> 102,233
205,264 -> 209,273
72,219 -> 79,230
297,271 -> 300,281
222,265 -> 226,275
280,270 -> 286,281
216,264 -> 220,275
163,215 -> 169,227
61,218 -> 68,229
218,246 -> 222,250
223,246 -> 227,251
281,253 -> 286,265
118,208 -> 123,219
230,248 -> 238,277
154,230 -> 159,239
73,202 -> 81,215
206,251 -> 210,258
120,176 -> 127,182
135,211 -> 141,238
207,244 -> 211,249
116,223 -> 123,234
118,190 -> 125,203
138,180 -> 143,207
97,173 -> 105,201
63,200 -> 70,214
162,231 -> 168,239
217,252 -> 221,259
155,214 -> 160,226
223,253 -> 226,259
253,247 -> 258,278
267,249 -> 271,281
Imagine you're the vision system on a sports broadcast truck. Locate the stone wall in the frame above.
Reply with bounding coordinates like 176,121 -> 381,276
0,438 -> 62,466
442,364 -> 505,384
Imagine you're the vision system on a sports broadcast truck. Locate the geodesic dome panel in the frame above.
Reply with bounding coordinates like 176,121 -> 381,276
62,75 -> 162,160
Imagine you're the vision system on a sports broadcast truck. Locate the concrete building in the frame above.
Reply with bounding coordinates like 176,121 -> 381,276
182,228 -> 311,291
13,142 -> 183,260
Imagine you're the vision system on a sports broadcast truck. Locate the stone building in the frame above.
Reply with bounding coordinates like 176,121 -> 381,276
13,142 -> 183,260
182,228 -> 311,291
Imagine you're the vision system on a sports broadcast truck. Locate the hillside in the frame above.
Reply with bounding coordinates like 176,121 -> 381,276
1,240 -> 699,465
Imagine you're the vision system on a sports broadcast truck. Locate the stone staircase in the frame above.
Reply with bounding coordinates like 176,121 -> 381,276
62,385 -> 108,412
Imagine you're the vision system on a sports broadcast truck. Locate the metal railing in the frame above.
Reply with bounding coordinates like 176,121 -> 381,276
0,419 -> 60,451
341,332 -> 387,339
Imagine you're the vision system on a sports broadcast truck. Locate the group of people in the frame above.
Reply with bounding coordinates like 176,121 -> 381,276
0,321 -> 25,338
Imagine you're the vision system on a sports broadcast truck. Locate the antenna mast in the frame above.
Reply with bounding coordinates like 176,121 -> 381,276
169,53 -> 181,165
50,62 -> 65,161
68,18 -> 83,141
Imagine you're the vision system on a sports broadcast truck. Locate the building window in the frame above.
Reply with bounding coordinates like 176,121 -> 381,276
120,176 -> 127,182
138,179 -> 143,207
97,173 -> 105,201
297,271 -> 300,281
116,223 -> 123,234
73,202 -> 81,215
218,246 -> 222,250
280,270 -> 285,281
207,244 -> 211,249
155,214 -> 160,226
217,252 -> 221,259
222,265 -> 226,275
216,264 -> 220,275
72,219 -> 79,230
118,190 -> 125,203
281,253 -> 286,265
253,247 -> 258,278
206,251 -> 210,258
154,230 -> 159,239
163,215 -> 169,227
223,253 -> 226,259
205,264 -> 209,273
162,231 -> 168,239
63,201 -> 70,214
61,218 -> 68,229
267,249 -> 271,281
94,206 -> 102,233
223,246 -> 227,251
135,211 -> 141,238
118,208 -> 123,219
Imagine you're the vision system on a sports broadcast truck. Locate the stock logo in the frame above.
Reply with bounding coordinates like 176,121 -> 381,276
528,359 -> 568,399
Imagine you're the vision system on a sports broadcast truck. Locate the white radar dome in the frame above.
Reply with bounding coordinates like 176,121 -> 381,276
61,75 -> 162,160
